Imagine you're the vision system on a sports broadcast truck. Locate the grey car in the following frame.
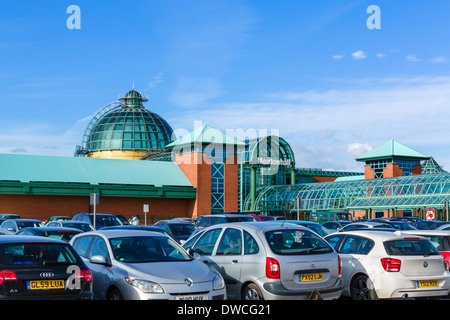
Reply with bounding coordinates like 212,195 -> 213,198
69,230 -> 226,300
183,222 -> 343,300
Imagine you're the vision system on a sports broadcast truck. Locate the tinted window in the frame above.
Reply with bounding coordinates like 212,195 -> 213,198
338,236 -> 374,254
324,235 -> 343,249
0,243 -> 78,266
192,228 -> 222,255
265,229 -> 334,255
244,230 -> 259,255
225,216 -> 253,223
216,228 -> 242,256
89,237 -> 109,259
384,239 -> 441,256
169,223 -> 196,236
74,236 -> 94,258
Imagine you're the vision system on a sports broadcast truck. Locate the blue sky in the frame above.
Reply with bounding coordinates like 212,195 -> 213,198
1,0 -> 450,172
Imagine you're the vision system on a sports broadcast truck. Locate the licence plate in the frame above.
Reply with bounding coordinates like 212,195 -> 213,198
299,273 -> 323,282
417,280 -> 438,288
176,294 -> 207,300
27,280 -> 65,290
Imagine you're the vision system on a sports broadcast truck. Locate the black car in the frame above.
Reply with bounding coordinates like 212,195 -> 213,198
0,236 -> 93,299
46,221 -> 95,233
16,227 -> 83,242
72,213 -> 122,230
152,220 -> 197,243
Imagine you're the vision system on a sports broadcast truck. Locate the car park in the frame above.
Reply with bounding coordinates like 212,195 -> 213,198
308,211 -> 355,224
70,230 -> 226,300
0,219 -> 44,234
369,219 -> 418,230
152,220 -> 197,243
338,222 -> 394,232
16,227 -> 83,242
183,222 -> 343,300
46,220 -> 95,233
0,235 -> 93,300
0,214 -> 21,220
324,230 -> 450,300
72,213 -> 123,230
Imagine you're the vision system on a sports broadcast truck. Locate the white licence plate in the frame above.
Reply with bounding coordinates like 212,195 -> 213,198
176,294 -> 208,300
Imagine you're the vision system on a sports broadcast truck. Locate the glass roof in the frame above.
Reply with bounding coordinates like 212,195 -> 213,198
245,173 -> 450,213
237,136 -> 295,167
79,90 -> 175,153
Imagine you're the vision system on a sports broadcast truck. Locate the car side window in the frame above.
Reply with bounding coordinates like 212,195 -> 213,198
89,236 -> 109,260
325,234 -> 343,250
74,235 -> 94,258
358,238 -> 374,255
192,228 -> 222,255
216,228 -> 242,256
244,230 -> 259,255
339,236 -> 363,254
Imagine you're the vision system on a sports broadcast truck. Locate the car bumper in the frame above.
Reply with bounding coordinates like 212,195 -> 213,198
260,277 -> 343,300
373,273 -> 450,299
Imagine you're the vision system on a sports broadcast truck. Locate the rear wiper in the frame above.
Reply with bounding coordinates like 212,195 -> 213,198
423,251 -> 439,256
307,247 -> 329,254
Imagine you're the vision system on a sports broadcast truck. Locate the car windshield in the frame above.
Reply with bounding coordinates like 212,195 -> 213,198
109,236 -> 192,263
63,223 -> 94,232
45,231 -> 80,242
95,216 -> 122,228
17,221 -> 43,229
0,243 -> 79,266
265,229 -> 334,255
384,239 -> 441,256
169,223 -> 197,236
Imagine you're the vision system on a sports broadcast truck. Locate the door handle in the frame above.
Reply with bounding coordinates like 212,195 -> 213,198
203,260 -> 209,264
231,260 -> 238,264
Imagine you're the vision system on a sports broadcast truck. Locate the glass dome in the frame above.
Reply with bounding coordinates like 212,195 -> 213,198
84,90 -> 175,153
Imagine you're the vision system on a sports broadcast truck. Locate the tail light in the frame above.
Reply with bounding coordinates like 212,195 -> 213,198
381,258 -> 401,272
266,257 -> 280,279
0,271 -> 17,284
444,259 -> 449,272
338,255 -> 342,276
75,269 -> 93,282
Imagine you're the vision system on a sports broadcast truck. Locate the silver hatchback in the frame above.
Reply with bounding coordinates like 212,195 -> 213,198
69,230 -> 226,300
183,222 -> 343,300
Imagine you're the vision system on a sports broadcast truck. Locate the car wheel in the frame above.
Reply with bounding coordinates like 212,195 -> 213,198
350,275 -> 378,300
108,288 -> 124,300
243,283 -> 264,300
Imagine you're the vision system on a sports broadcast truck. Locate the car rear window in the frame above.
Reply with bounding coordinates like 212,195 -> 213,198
265,229 -> 334,255
0,243 -> 79,266
384,239 -> 441,256
226,216 -> 254,223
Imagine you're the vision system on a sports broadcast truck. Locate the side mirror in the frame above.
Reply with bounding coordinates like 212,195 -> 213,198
90,255 -> 109,266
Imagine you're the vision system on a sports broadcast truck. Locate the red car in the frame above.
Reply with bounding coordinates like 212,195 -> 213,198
403,230 -> 450,264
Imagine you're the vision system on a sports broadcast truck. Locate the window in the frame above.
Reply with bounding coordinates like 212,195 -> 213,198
216,228 -> 242,256
324,235 -> 343,250
265,229 -> 333,255
384,239 -> 440,256
74,236 -> 93,258
192,229 -> 222,255
89,237 -> 109,259
244,231 -> 259,255
339,236 -> 363,254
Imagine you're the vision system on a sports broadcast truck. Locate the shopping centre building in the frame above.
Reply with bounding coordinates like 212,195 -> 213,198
0,89 -> 448,221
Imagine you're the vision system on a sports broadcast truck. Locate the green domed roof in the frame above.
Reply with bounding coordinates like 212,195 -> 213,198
83,90 -> 175,153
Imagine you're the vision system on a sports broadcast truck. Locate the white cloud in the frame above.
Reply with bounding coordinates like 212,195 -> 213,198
351,50 -> 367,59
406,54 -> 421,62
376,53 -> 387,58
332,54 -> 344,60
430,56 -> 448,64
347,143 -> 373,158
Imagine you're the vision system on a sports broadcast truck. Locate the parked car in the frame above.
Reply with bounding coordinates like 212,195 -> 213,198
46,221 -> 95,233
264,220 -> 331,238
152,220 -> 197,243
437,224 -> 450,231
415,220 -> 450,230
99,225 -> 172,238
308,211 -> 355,224
389,216 -> 424,226
70,230 -> 226,300
338,222 -> 394,232
183,222 -> 343,300
324,230 -> 450,300
249,215 -> 286,221
72,213 -> 123,230
0,235 -> 93,299
0,214 -> 20,220
322,221 -> 353,233
402,230 -> 450,264
16,227 -> 83,242
192,214 -> 255,237
44,216 -> 71,224
0,219 -> 44,234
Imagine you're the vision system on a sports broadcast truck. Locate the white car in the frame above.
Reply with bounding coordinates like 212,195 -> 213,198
324,230 -> 450,300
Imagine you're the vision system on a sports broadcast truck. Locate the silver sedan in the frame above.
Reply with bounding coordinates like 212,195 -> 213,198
69,230 -> 226,300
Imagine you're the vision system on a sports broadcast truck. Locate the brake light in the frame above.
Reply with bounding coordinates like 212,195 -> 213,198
338,255 -> 342,276
0,271 -> 17,284
381,258 -> 401,272
266,257 -> 280,279
75,269 -> 93,282
444,259 -> 449,272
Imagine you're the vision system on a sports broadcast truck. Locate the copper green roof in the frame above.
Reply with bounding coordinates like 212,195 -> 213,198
165,124 -> 245,149
356,140 -> 428,162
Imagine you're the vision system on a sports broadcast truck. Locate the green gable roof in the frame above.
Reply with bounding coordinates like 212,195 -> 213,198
165,124 -> 245,149
0,153 -> 192,187
356,140 -> 429,162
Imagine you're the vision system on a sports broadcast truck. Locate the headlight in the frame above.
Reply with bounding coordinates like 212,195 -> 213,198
125,277 -> 165,294
213,274 -> 225,290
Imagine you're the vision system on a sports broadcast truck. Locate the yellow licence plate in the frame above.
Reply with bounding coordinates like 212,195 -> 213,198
300,273 -> 323,282
27,280 -> 65,290
417,280 -> 438,288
